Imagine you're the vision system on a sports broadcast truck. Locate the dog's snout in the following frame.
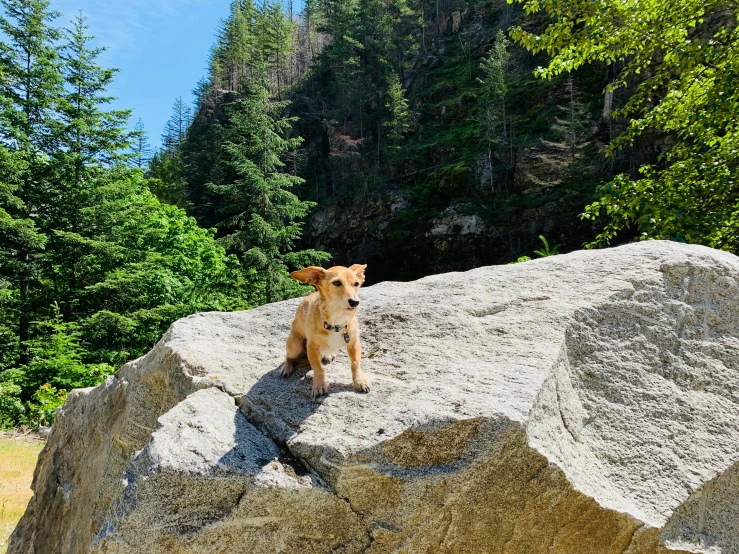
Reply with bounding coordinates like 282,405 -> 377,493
348,298 -> 360,308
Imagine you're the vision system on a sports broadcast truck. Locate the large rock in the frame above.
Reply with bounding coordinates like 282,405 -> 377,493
10,241 -> 739,554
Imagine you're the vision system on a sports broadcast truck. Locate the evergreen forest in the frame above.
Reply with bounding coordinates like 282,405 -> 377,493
1,0 -> 737,427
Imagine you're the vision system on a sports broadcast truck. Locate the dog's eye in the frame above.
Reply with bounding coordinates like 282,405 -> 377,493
354,282 -> 359,287
332,280 -> 342,287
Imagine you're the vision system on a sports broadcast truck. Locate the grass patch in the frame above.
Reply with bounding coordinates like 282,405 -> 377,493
0,435 -> 43,554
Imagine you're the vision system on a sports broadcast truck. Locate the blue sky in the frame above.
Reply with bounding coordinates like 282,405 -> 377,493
52,0 -> 233,149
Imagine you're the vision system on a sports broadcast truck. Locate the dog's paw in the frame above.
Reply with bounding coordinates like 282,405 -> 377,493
280,361 -> 294,378
353,373 -> 371,393
321,355 -> 335,365
312,378 -> 329,398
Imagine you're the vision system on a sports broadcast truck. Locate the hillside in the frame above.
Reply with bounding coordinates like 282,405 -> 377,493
293,1 -> 621,282
157,0 -> 640,284
150,0 -> 739,285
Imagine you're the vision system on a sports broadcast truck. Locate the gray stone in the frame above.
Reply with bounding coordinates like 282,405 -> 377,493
427,204 -> 486,237
9,241 -> 739,554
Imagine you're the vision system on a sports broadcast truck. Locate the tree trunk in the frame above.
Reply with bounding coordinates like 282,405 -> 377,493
376,121 -> 381,166
19,252 -> 29,365
488,142 -> 494,194
603,89 -> 613,120
501,95 -> 507,164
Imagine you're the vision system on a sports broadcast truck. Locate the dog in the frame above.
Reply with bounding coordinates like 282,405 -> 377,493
280,264 -> 370,397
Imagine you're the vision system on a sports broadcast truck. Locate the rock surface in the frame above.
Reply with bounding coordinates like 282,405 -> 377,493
10,240 -> 739,554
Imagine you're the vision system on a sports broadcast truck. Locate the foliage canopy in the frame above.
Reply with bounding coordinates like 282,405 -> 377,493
511,0 -> 739,251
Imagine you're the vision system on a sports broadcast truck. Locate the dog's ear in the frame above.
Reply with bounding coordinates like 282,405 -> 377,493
349,264 -> 367,284
290,266 -> 327,285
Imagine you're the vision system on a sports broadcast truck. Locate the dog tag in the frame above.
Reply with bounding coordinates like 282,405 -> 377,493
343,331 -> 350,344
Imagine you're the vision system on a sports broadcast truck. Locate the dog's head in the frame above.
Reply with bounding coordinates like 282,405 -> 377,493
290,264 -> 367,314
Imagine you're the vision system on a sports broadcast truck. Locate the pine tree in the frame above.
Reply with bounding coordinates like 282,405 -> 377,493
210,0 -> 258,91
52,12 -> 132,213
0,146 -> 46,363
0,0 -> 63,360
387,0 -> 420,77
0,1 -> 255,428
315,0 -> 360,124
161,96 -> 192,153
357,0 -> 393,162
477,30 -> 511,191
45,12 -> 134,322
557,75 -> 593,178
147,148 -> 187,206
209,67 -> 328,303
257,0 -> 293,98
192,76 -> 212,110
25,305 -> 113,400
355,0 -> 419,162
131,118 -> 152,169
383,72 -> 413,144
540,75 -> 593,183
179,84 -> 228,226
57,13 -> 132,166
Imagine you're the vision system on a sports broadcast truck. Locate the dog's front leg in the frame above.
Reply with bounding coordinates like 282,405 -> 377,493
347,341 -> 370,393
307,341 -> 328,397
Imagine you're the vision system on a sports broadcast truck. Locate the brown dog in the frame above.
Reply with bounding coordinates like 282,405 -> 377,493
280,264 -> 370,397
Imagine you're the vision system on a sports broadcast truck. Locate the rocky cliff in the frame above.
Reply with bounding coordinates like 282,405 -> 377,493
294,1 -> 615,283
10,241 -> 739,554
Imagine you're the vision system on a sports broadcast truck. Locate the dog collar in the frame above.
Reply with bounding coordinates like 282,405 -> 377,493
323,321 -> 351,344
323,321 -> 346,332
